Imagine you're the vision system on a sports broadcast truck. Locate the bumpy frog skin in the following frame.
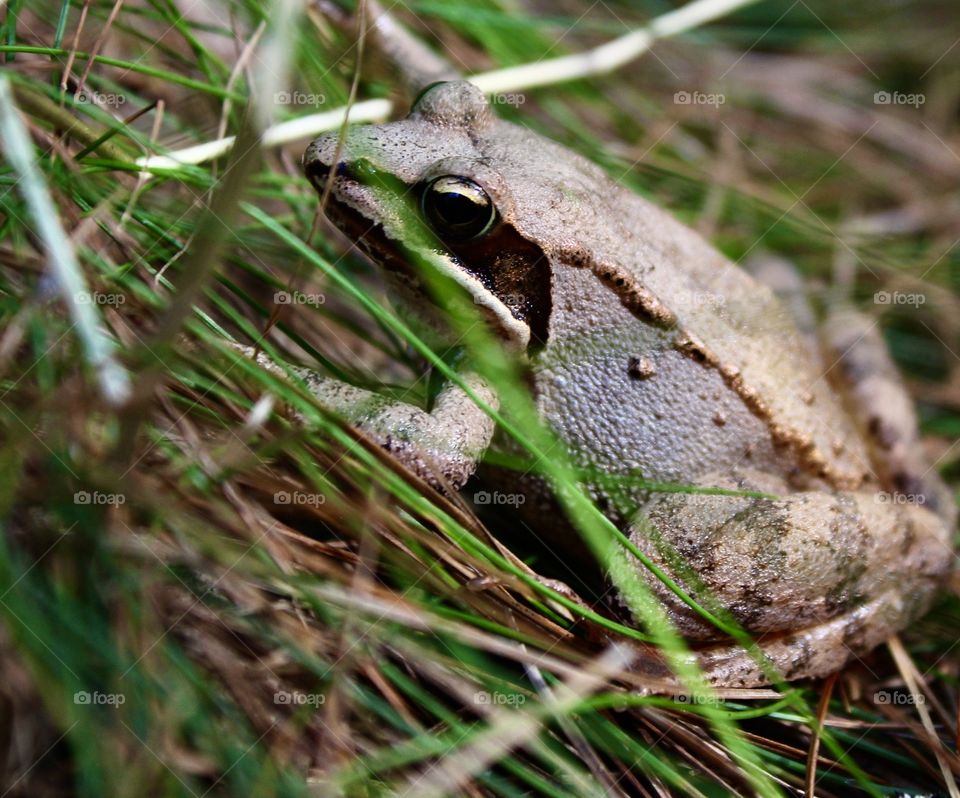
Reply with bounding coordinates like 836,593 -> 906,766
301,80 -> 955,687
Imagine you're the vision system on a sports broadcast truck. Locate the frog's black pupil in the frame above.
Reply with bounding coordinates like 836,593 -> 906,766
436,192 -> 477,226
422,176 -> 495,241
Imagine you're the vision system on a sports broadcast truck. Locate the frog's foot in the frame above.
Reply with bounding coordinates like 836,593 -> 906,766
693,591 -> 915,687
237,345 -> 497,491
616,469 -> 952,686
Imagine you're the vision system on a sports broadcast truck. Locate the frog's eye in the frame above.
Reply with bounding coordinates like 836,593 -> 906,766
420,176 -> 496,241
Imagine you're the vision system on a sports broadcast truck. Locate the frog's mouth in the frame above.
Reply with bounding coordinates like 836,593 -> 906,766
305,159 -> 420,278
306,159 -> 546,350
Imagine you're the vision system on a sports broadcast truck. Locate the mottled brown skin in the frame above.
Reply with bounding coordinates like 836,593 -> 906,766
302,81 -> 955,686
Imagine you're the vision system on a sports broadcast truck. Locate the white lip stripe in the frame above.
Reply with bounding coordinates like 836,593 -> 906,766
416,249 -> 531,349
333,172 -> 531,349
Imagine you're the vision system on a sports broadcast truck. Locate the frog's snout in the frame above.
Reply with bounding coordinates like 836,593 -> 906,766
304,157 -> 351,194
304,135 -> 376,196
303,136 -> 336,187
303,156 -> 328,190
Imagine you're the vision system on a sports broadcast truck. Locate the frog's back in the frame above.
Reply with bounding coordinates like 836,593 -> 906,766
483,121 -> 873,491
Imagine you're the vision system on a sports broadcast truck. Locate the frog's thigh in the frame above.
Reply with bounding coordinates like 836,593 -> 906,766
624,471 -> 950,665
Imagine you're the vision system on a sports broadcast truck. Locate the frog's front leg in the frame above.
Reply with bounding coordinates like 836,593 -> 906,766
246,348 -> 497,490
618,469 -> 952,687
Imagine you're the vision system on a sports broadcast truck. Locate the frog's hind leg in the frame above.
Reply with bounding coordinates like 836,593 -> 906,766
618,469 -> 952,687
693,591 -> 910,687
821,304 -> 956,524
745,254 -> 953,521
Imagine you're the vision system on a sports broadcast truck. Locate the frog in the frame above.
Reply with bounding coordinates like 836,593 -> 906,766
295,78 -> 955,687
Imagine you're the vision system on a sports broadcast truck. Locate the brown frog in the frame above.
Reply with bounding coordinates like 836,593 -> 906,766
296,80 -> 954,686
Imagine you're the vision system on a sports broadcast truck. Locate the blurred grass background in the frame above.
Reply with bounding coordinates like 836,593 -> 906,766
1,0 -> 960,796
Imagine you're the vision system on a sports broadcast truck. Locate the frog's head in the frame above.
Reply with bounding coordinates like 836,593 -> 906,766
303,81 -> 555,352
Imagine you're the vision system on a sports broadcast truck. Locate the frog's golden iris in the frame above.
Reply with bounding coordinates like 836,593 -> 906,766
420,175 -> 497,241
